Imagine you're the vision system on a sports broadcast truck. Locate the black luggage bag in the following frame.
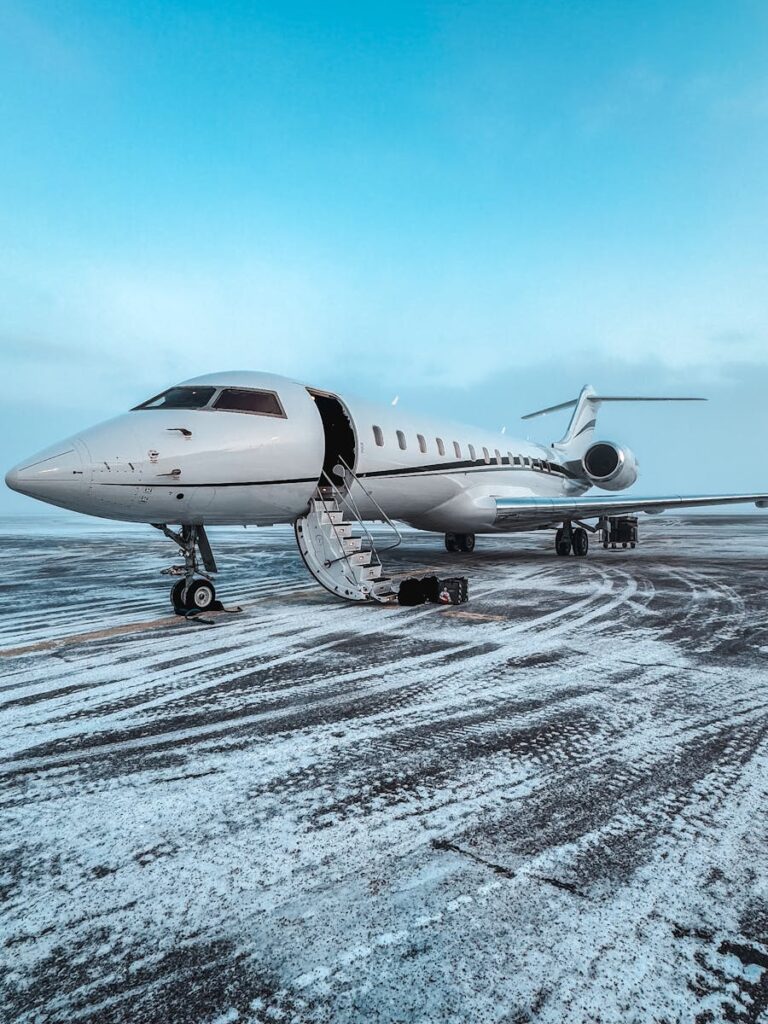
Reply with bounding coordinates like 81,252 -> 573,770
397,575 -> 468,606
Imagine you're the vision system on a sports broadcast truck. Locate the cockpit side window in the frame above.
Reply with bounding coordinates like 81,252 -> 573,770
133,386 -> 216,410
213,388 -> 286,417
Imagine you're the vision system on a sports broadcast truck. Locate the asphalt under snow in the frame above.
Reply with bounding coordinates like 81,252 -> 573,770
2,514 -> 768,1024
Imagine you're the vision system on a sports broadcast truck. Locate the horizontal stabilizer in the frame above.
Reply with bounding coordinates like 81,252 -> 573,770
522,395 -> 706,420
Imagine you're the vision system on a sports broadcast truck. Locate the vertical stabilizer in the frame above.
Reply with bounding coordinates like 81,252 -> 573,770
520,384 -> 599,460
552,385 -> 599,458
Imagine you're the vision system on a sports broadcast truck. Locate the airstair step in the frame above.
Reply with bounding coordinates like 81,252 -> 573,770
342,537 -> 363,554
348,551 -> 372,566
320,511 -> 346,525
311,498 -> 339,513
357,564 -> 383,580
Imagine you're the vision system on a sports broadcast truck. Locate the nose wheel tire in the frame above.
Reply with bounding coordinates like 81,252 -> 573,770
171,578 -> 216,614
445,533 -> 476,553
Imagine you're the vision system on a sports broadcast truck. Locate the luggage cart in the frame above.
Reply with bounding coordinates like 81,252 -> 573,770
602,515 -> 638,549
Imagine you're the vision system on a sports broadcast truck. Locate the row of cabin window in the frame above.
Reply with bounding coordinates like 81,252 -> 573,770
371,425 -> 552,471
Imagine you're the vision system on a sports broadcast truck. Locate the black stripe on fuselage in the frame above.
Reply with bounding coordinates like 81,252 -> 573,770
98,460 -> 582,488
357,457 -> 580,480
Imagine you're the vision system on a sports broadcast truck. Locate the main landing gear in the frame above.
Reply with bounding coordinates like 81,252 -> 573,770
555,522 -> 589,557
153,524 -> 223,616
445,532 -> 476,553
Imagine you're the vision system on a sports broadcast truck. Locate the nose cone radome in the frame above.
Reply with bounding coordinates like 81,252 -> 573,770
5,443 -> 86,508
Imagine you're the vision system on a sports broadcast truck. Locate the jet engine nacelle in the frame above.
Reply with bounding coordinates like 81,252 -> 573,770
582,441 -> 638,491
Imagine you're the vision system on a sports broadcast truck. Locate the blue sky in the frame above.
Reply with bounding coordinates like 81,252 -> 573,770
2,0 -> 768,510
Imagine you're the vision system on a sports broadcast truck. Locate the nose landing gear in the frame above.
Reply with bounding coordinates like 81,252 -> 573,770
154,523 -> 228,617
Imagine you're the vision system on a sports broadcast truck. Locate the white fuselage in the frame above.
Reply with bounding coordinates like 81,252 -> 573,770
6,371 -> 589,533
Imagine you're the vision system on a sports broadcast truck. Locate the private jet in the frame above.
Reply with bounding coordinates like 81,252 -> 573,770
6,371 -> 767,610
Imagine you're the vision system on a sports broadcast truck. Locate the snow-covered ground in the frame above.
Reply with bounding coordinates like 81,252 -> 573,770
2,515 -> 768,1023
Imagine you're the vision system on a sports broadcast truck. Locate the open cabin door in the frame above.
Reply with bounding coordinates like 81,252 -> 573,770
307,389 -> 357,487
297,388 -> 407,603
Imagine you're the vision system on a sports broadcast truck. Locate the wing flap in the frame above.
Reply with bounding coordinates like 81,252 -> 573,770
494,493 -> 768,528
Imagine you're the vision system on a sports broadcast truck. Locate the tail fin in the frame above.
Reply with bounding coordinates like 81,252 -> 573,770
522,385 -> 706,460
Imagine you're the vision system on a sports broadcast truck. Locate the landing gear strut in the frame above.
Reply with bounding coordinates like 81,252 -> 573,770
154,524 -> 219,614
445,532 -> 476,553
555,522 -> 589,557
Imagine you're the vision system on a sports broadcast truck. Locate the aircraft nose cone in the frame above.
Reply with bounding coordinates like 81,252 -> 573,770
5,444 -> 86,504
4,465 -> 21,493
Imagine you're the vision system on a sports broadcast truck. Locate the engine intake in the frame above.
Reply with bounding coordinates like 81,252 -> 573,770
583,441 -> 638,491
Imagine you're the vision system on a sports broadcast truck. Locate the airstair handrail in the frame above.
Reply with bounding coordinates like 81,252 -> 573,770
318,462 -> 401,570
336,457 -> 403,552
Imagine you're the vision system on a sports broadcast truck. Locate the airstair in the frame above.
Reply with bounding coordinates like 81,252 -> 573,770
294,461 -> 402,603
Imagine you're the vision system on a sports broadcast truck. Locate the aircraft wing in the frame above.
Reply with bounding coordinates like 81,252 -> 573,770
494,492 -> 768,528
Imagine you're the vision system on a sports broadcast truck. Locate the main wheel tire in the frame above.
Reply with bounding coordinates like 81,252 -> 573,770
573,528 -> 589,557
185,579 -> 216,610
445,533 -> 459,553
458,533 -> 475,553
555,528 -> 571,556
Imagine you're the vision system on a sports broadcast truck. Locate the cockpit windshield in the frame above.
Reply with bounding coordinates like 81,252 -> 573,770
132,387 -> 217,410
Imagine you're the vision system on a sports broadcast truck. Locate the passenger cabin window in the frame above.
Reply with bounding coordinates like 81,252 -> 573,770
133,386 -> 216,410
453,442 -> 461,458
396,430 -> 407,451
513,455 -> 521,466
213,388 -> 285,417
417,434 -> 427,454
373,425 -> 384,447
523,456 -> 530,467
482,447 -> 490,464
436,437 -> 445,456
468,444 -> 476,461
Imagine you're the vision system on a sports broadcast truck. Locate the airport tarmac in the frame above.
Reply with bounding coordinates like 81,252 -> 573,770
2,514 -> 768,1024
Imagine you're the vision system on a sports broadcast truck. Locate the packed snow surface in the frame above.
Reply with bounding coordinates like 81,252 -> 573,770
2,515 -> 768,1023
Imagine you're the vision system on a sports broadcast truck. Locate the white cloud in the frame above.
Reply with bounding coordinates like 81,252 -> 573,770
2,242 -> 768,416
